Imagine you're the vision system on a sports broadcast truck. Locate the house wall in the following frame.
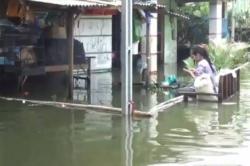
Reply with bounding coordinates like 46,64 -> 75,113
74,16 -> 112,71
164,13 -> 177,64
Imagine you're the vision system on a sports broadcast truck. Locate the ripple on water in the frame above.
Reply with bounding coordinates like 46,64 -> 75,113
182,148 -> 235,157
222,102 -> 237,106
241,130 -> 250,136
148,140 -> 161,146
170,128 -> 191,133
153,154 -> 203,165
164,133 -> 195,140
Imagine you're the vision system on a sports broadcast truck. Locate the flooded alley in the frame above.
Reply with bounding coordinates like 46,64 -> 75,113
1,0 -> 250,165
0,65 -> 249,166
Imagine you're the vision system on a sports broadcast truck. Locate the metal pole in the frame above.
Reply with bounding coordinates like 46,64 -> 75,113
128,0 -> 133,105
121,0 -> 133,115
67,10 -> 74,100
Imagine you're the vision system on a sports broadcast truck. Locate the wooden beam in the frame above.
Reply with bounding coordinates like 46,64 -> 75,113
67,9 -> 74,100
146,16 -> 151,85
44,64 -> 88,73
45,65 -> 68,72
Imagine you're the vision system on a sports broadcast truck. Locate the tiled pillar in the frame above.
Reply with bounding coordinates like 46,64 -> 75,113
209,0 -> 223,41
148,13 -> 158,83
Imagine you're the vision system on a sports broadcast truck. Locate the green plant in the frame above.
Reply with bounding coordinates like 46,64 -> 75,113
182,41 -> 250,71
208,42 -> 233,70
183,57 -> 195,69
232,0 -> 250,41
208,41 -> 250,70
177,2 -> 209,44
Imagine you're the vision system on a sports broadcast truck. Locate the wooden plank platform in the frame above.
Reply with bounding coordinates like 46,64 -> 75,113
45,64 -> 88,73
22,66 -> 46,76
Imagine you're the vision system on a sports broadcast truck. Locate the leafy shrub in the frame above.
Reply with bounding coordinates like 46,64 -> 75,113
208,41 -> 249,70
182,41 -> 250,70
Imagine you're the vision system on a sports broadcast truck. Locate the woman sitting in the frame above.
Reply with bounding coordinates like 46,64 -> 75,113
178,45 -> 218,97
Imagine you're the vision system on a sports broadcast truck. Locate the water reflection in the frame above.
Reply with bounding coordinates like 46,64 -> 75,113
122,116 -> 133,166
73,72 -> 112,105
0,65 -> 177,112
149,100 -> 243,164
73,71 -> 164,111
0,78 -> 249,166
1,65 -> 250,166
0,101 -> 123,166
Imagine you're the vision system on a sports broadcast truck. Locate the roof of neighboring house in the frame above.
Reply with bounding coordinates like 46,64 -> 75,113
27,0 -> 188,19
177,0 -> 207,3
133,0 -> 166,9
166,10 -> 190,19
27,0 -> 166,9
27,0 -> 110,7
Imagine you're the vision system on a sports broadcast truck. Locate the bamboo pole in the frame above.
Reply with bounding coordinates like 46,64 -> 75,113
149,96 -> 184,114
0,97 -> 152,118
146,17 -> 151,86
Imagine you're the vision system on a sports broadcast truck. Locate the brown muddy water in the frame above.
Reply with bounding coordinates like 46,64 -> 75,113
0,65 -> 250,166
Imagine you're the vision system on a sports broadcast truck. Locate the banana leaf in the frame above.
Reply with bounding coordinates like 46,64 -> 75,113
183,57 -> 195,69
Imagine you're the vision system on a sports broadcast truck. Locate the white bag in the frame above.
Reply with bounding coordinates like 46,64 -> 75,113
194,74 -> 217,101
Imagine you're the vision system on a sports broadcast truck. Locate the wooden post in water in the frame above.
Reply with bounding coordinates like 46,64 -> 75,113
67,9 -> 74,99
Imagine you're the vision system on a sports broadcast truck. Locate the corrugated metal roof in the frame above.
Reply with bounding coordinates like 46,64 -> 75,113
177,0 -> 207,3
133,1 -> 166,8
112,0 -> 166,9
28,0 -> 108,7
166,10 -> 190,20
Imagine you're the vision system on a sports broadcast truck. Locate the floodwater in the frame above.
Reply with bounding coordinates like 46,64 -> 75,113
0,65 -> 250,166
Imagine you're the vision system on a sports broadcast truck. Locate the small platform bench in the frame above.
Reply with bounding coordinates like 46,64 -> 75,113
15,57 -> 94,91
179,69 -> 240,103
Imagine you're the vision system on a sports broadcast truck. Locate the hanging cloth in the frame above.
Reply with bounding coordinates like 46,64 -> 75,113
133,9 -> 143,43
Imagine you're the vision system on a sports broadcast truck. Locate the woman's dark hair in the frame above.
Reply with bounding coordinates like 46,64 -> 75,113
191,45 -> 215,73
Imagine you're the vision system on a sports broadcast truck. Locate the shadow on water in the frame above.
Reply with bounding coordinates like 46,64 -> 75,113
0,73 -> 69,101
